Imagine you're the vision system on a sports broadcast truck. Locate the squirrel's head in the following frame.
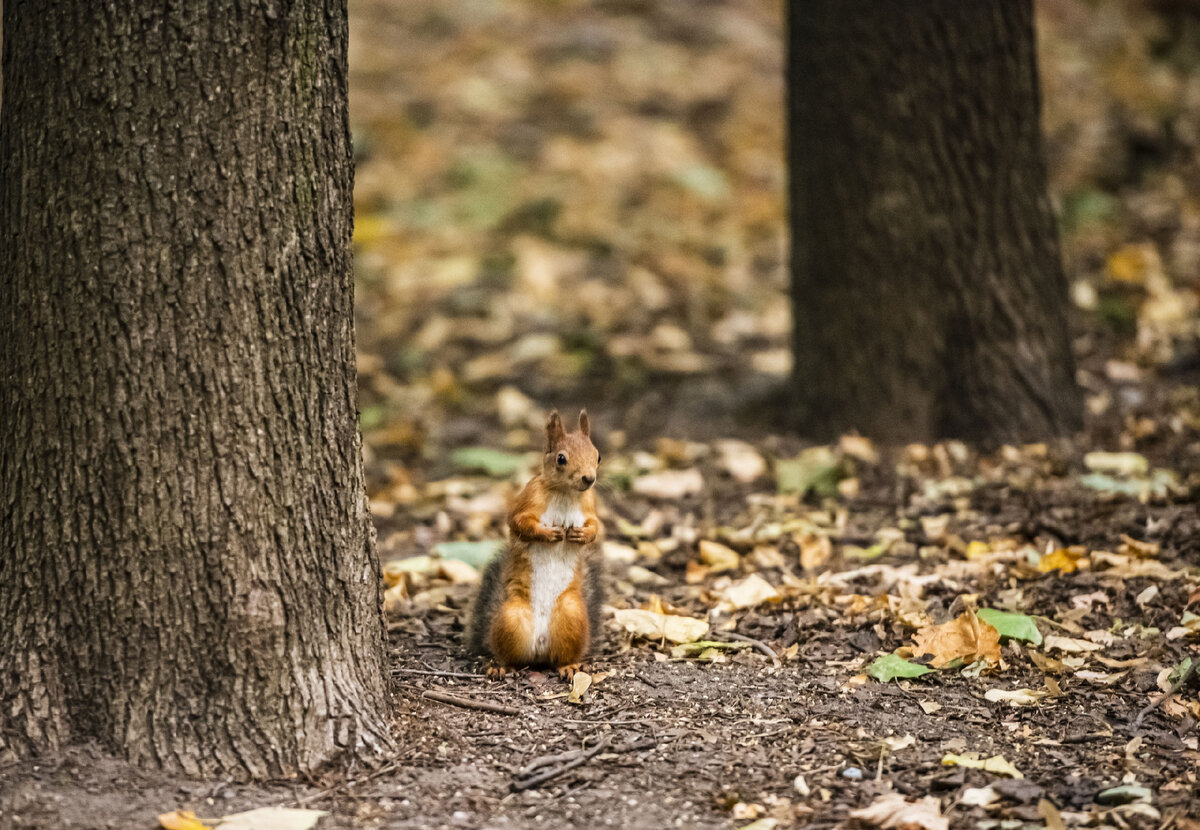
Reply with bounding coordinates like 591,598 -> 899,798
542,409 -> 600,492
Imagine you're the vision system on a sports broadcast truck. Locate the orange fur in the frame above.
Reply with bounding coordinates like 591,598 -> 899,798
479,409 -> 604,676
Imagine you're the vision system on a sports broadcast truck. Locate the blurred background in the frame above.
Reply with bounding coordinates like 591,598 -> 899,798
348,0 -> 1200,475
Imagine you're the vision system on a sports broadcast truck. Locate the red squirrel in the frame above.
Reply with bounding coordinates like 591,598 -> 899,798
468,409 -> 604,679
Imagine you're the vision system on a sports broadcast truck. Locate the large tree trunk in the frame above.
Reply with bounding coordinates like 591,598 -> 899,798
787,0 -> 1082,444
0,1 -> 391,778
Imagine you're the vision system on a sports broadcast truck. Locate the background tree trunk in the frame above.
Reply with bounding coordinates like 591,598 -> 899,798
787,0 -> 1082,444
0,1 -> 391,777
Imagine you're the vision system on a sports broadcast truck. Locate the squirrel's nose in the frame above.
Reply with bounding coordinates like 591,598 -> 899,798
581,474 -> 595,488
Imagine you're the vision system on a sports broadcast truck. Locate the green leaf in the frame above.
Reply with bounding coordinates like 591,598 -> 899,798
776,447 -> 845,498
450,447 -> 525,477
977,608 -> 1043,646
866,653 -> 933,682
433,540 -> 503,569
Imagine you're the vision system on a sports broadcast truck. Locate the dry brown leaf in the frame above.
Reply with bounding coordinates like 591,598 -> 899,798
632,468 -> 703,500
912,612 -> 1001,668
717,574 -> 782,611
715,439 -> 766,483
941,752 -> 1023,778
849,793 -> 948,830
611,608 -> 708,643
798,533 -> 832,570
567,671 -> 592,704
1044,634 -> 1104,653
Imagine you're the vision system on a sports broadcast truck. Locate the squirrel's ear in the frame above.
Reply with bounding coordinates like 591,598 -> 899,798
578,409 -> 590,437
545,409 -> 565,450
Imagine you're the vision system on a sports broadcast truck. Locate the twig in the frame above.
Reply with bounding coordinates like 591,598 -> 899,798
511,735 -> 610,792
1133,659 -> 1197,730
509,735 -> 657,792
423,689 -> 521,716
724,632 -> 781,667
394,667 -> 485,680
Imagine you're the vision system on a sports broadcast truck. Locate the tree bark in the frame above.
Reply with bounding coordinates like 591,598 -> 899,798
0,1 -> 391,778
787,0 -> 1082,444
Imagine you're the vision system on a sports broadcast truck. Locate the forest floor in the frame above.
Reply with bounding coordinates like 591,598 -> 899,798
4,0 -> 1200,828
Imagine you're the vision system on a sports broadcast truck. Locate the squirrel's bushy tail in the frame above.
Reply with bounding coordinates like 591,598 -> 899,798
467,550 -> 506,655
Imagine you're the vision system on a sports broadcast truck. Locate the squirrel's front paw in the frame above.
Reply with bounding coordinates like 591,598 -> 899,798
566,526 -> 594,544
486,662 -> 513,680
540,525 -> 566,543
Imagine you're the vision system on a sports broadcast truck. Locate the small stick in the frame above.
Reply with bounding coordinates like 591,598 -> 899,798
422,689 -> 521,716
511,736 -> 610,792
724,632 -> 781,667
1133,659 -> 1197,730
394,668 -> 485,680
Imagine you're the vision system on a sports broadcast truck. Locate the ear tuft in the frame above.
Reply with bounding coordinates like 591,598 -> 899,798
578,409 -> 590,437
545,409 -> 566,450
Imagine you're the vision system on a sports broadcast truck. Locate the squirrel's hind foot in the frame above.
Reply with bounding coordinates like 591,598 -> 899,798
485,662 -> 515,680
557,662 -> 583,682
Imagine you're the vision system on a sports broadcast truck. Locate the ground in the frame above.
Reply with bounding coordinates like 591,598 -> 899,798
4,0 -> 1200,828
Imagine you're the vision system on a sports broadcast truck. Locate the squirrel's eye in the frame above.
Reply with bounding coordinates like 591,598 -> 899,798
557,453 -> 567,466
597,453 -> 602,463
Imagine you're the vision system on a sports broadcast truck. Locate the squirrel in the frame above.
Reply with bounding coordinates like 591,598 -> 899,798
468,409 -> 604,680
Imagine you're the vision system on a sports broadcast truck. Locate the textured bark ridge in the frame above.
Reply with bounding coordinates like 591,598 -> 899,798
788,1 -> 1082,444
0,1 -> 391,777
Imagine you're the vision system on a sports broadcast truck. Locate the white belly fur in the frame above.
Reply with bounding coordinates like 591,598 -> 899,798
530,493 -> 586,656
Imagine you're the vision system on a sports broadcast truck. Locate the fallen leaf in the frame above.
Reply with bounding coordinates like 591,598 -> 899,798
1044,634 -> 1104,653
798,533 -> 832,570
1038,548 -> 1085,573
867,653 -> 934,682
849,793 -> 948,830
912,612 -> 1001,668
611,608 -> 709,643
984,687 -> 1046,706
699,540 -> 740,574
976,609 -> 1043,646
159,812 -> 212,830
433,540 -> 502,569
627,565 -> 669,586
961,786 -> 1000,807
567,671 -> 591,704
918,700 -> 941,714
1038,799 -> 1066,830
670,640 -> 752,659
219,808 -> 329,830
632,468 -> 704,500
450,447 -> 525,477
437,559 -> 479,584
715,439 -> 766,483
736,819 -> 778,830
941,753 -> 1023,778
717,574 -> 782,611
1084,451 -> 1149,477
776,446 -> 844,498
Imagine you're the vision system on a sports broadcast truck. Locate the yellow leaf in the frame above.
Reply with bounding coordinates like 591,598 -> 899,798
965,541 -> 991,561
698,540 -> 740,573
941,752 -> 1024,778
1039,549 -> 1083,574
912,612 -> 1001,668
1105,243 -> 1158,285
567,671 -> 592,704
159,811 -> 212,830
